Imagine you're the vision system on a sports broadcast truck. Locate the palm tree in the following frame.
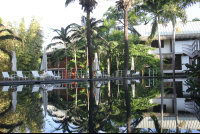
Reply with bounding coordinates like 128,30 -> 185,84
160,2 -> 187,131
46,26 -> 72,79
70,16 -> 105,76
67,41 -> 85,78
138,2 -> 171,129
116,0 -> 143,77
96,19 -> 119,77
161,1 -> 187,77
65,0 -> 98,79
139,0 -> 171,78
162,0 -> 198,131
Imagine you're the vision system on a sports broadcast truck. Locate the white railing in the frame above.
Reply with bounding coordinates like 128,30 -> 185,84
185,100 -> 200,122
182,38 -> 200,58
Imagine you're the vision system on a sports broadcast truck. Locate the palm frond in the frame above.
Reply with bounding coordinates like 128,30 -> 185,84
51,36 -> 63,42
90,19 -> 103,28
52,29 -> 62,37
0,29 -> 13,34
147,17 -> 157,43
0,35 -> 22,42
0,47 -> 12,61
81,15 -> 87,27
0,23 -> 5,27
46,42 -> 63,50
65,0 -> 76,8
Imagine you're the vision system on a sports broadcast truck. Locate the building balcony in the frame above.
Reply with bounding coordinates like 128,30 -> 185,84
47,61 -> 66,68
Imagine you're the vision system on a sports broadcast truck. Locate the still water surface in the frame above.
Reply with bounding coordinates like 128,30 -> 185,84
0,78 -> 200,133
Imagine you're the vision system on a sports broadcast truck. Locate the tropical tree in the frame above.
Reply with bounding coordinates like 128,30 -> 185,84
116,0 -> 141,77
49,48 -> 67,76
160,1 -> 188,131
192,17 -> 200,21
0,22 -> 22,61
0,17 -> 43,72
161,1 -> 187,77
96,19 -> 119,76
46,26 -> 72,79
70,16 -> 104,76
103,5 -> 152,33
138,0 -> 172,131
65,0 -> 98,79
138,0 -> 171,77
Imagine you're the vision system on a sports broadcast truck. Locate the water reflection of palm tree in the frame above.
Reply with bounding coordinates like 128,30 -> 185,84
49,79 -> 163,133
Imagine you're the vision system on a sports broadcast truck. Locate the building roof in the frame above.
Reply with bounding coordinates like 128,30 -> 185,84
133,21 -> 200,41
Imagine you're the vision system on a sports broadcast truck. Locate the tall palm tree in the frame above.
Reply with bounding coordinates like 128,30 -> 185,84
138,0 -> 170,131
116,0 -> 140,77
161,1 -> 187,77
70,16 -> 105,76
161,2 -> 187,131
65,0 -> 98,79
46,26 -> 72,79
97,19 -> 119,77
139,0 -> 170,78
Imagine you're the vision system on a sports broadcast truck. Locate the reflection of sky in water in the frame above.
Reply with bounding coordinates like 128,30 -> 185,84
41,105 -> 79,133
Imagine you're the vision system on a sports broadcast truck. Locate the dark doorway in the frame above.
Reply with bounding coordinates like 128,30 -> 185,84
175,54 -> 182,70
153,104 -> 166,113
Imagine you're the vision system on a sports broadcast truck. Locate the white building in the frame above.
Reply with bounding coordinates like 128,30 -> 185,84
136,78 -> 200,130
133,21 -> 200,74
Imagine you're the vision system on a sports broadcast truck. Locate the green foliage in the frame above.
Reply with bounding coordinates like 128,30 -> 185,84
103,5 -> 152,33
150,113 -> 161,133
0,86 -> 44,133
184,61 -> 200,94
0,16 -> 43,72
192,17 -> 200,21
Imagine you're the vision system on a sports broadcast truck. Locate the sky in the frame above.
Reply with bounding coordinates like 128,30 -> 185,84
0,0 -> 200,49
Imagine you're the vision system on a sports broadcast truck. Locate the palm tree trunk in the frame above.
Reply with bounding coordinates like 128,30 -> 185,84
171,14 -> 179,131
156,14 -> 164,133
76,87 -> 77,107
87,10 -> 93,79
99,53 -> 100,68
156,15 -> 164,77
86,47 -> 88,78
123,9 -> 129,78
108,81 -> 110,104
161,78 -> 164,133
89,81 -> 94,133
173,78 -> 179,131
66,55 -> 68,79
87,83 -> 89,111
124,79 -> 131,133
75,50 -> 77,79
172,14 -> 176,77
107,49 -> 110,77
58,62 -> 60,78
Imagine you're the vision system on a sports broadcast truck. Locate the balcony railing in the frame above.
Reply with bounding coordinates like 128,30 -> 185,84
163,64 -> 182,70
47,61 -> 66,68
163,64 -> 173,70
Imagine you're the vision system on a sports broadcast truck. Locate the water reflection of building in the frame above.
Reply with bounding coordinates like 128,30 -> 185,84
47,82 -> 88,102
145,78 -> 199,113
136,116 -> 200,129
136,78 -> 200,130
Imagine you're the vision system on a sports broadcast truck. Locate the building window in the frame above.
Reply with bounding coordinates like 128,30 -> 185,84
151,40 -> 164,48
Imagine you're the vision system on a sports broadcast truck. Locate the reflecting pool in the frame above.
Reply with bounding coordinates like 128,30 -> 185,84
0,78 -> 200,133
